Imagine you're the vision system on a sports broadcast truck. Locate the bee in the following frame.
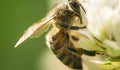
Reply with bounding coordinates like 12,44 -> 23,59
15,0 -> 95,69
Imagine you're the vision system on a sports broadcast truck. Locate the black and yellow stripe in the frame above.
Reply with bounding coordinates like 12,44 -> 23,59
50,30 -> 83,69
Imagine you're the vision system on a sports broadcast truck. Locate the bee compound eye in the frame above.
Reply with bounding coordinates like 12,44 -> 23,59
68,0 -> 79,9
68,0 -> 80,16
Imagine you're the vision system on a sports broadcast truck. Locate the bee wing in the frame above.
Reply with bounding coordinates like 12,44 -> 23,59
15,16 -> 55,47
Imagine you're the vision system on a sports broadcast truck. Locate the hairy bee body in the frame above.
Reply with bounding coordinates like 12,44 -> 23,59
46,4 -> 83,69
45,2 -> 95,69
15,0 -> 92,70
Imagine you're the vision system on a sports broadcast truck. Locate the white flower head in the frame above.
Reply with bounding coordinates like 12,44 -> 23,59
79,0 -> 120,69
83,0 -> 120,57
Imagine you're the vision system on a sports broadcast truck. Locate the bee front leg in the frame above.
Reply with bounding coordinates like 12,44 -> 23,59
70,26 -> 86,30
58,23 -> 86,30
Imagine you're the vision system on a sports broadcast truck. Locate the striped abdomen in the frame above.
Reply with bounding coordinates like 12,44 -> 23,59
49,30 -> 84,69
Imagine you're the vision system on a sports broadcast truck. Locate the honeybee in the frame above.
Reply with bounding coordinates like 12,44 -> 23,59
15,0 -> 95,69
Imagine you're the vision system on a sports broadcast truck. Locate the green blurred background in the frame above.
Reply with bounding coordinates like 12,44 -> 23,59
0,0 -> 51,70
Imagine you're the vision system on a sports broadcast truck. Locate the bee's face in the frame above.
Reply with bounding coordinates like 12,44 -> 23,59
52,0 -> 86,30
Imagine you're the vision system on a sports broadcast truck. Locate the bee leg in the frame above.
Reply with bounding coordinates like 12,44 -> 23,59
71,35 -> 96,56
70,26 -> 86,30
72,36 -> 96,56
66,41 -> 96,56
82,49 -> 96,56
58,22 -> 86,30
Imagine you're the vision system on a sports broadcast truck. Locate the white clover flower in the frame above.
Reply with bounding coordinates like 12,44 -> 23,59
86,0 -> 120,58
79,0 -> 120,70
